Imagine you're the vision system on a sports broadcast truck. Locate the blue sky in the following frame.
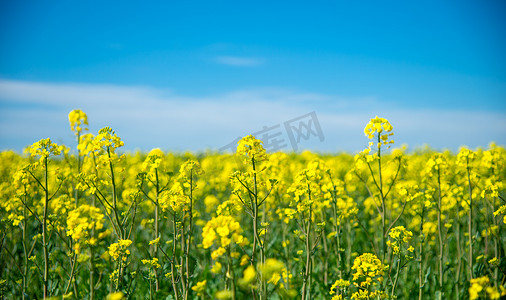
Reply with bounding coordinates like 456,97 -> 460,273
1,0 -> 505,153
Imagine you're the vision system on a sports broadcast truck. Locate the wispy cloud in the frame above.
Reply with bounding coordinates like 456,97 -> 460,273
214,56 -> 264,67
0,79 -> 504,152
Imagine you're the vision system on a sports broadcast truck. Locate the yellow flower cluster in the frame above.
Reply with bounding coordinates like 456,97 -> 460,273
238,265 -> 256,287
215,197 -> 242,216
157,159 -> 203,214
105,291 -> 125,300
143,148 -> 164,173
178,159 -> 204,181
456,147 -> 476,168
329,279 -> 350,300
469,276 -> 505,300
77,133 -> 95,156
191,280 -> 207,297
66,204 -> 105,253
202,215 -> 248,262
92,127 -> 124,153
159,182 -> 188,213
204,195 -> 219,213
387,226 -> 414,257
258,258 -> 285,285
494,204 -> 506,224
425,153 -> 448,177
230,170 -> 264,197
68,109 -> 88,134
236,135 -> 267,163
482,181 -> 502,199
215,289 -> 234,300
148,236 -> 160,246
141,257 -> 161,269
363,116 -> 394,150
276,207 -> 297,224
287,161 -> 326,213
482,143 -> 505,170
333,195 -> 359,225
25,138 -> 63,160
108,239 -> 132,261
351,253 -> 385,299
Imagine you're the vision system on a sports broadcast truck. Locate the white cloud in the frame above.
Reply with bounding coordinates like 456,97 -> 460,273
0,79 -> 505,153
214,56 -> 264,67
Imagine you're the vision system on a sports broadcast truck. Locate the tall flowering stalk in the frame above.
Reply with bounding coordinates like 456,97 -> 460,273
66,204 -> 106,297
457,147 -> 476,279
68,109 -> 94,297
386,226 -> 414,298
139,148 -> 170,293
327,173 -> 358,278
77,127 -> 140,292
288,161 -> 326,300
231,135 -> 276,300
354,116 -> 403,262
482,145 -> 505,288
425,153 -> 448,298
91,127 -> 125,239
76,127 -> 127,240
68,109 -> 88,205
25,138 -> 64,299
13,167 -> 35,299
108,239 -> 133,291
178,159 -> 203,299
153,159 -> 203,299
202,215 -> 249,300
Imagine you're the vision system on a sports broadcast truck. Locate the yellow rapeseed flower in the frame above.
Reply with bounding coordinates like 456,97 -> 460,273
191,280 -> 207,297
68,109 -> 88,134
237,135 -> 267,163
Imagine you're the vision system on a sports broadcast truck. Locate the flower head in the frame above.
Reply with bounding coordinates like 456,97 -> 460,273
191,280 -> 207,297
202,215 -> 248,253
364,116 -> 394,146
143,148 -> 165,172
237,135 -> 267,163
68,109 -> 88,134
387,226 -> 414,259
67,205 -> 105,253
26,138 -> 63,159
108,239 -> 132,262
92,127 -> 124,153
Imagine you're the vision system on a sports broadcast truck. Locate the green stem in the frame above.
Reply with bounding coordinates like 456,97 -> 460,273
227,246 -> 237,300
75,131 -> 81,207
22,191 -> 28,300
377,134 -> 386,262
391,256 -> 401,298
437,169 -> 444,296
154,168 -> 160,292
43,156 -> 49,299
171,217 -> 180,299
90,243 -> 95,300
107,147 -> 123,240
418,206 -> 424,300
301,185 -> 312,300
493,196 -> 499,288
251,157 -> 265,299
331,183 -> 345,277
64,253 -> 78,295
184,169 -> 194,300
455,202 -> 462,299
466,161 -> 473,279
